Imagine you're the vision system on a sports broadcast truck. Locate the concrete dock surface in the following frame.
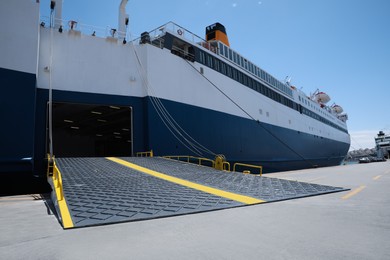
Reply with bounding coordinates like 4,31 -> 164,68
1,160 -> 389,260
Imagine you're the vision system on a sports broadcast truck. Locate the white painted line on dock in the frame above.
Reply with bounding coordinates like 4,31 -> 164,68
341,185 -> 366,200
373,175 -> 382,181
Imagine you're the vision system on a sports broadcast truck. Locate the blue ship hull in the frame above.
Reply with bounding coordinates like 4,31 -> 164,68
0,68 -> 349,175
146,99 -> 349,173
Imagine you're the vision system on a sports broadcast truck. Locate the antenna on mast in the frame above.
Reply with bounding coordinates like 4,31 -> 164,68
284,76 -> 292,86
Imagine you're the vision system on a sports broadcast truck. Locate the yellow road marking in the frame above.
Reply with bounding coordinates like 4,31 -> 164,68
373,175 -> 382,181
107,157 -> 265,205
341,185 -> 366,200
308,176 -> 326,182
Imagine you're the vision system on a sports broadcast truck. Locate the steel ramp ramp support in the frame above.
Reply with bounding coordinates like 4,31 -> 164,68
48,157 -> 348,229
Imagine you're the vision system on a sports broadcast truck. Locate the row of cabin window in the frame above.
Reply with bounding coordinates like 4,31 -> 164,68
198,49 -> 347,134
299,95 -> 333,121
198,50 -> 298,113
217,42 -> 292,96
301,107 -> 348,134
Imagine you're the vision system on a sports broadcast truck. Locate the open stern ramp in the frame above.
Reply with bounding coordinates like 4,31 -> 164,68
50,157 -> 347,229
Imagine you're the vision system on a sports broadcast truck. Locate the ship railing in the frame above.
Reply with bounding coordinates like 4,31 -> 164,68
40,16 -> 127,39
233,163 -> 263,176
164,156 -> 264,176
136,150 -> 154,157
171,45 -> 195,61
132,21 -> 217,53
164,155 -> 215,168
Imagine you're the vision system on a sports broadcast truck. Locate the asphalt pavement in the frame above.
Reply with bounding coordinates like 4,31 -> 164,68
1,160 -> 389,259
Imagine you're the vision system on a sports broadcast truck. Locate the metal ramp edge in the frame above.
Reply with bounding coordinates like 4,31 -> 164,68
47,159 -> 74,229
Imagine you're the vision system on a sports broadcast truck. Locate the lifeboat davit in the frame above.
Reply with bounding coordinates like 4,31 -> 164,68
332,104 -> 343,114
315,92 -> 330,104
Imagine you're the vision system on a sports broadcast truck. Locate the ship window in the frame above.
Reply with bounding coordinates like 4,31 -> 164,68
214,58 -> 220,71
221,62 -> 226,75
233,70 -> 238,81
236,72 -> 239,83
265,87 -> 270,97
243,74 -> 248,85
229,49 -> 233,60
206,55 -> 213,67
227,66 -> 232,77
199,51 -> 205,64
218,42 -> 224,55
256,83 -> 260,93
249,77 -> 253,88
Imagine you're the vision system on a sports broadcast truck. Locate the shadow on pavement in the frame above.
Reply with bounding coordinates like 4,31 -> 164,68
0,172 -> 51,196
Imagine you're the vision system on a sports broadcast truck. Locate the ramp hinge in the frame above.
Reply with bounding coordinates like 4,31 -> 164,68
47,155 -> 55,177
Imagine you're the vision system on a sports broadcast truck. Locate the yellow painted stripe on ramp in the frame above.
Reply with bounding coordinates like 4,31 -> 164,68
52,163 -> 74,229
107,157 -> 265,205
341,185 -> 366,200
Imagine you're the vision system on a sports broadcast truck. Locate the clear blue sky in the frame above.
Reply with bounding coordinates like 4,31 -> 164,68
40,0 -> 390,150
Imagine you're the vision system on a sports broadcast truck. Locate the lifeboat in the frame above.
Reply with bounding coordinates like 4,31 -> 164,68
332,104 -> 343,114
315,91 -> 330,104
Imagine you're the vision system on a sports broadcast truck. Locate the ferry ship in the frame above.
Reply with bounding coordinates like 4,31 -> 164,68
0,0 -> 350,175
375,131 -> 390,159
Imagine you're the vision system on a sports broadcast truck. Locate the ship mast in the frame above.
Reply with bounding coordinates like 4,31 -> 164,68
118,0 -> 129,40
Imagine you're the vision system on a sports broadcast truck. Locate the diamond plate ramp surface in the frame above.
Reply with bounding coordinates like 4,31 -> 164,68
120,157 -> 348,202
53,157 -> 347,229
54,158 -> 242,228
